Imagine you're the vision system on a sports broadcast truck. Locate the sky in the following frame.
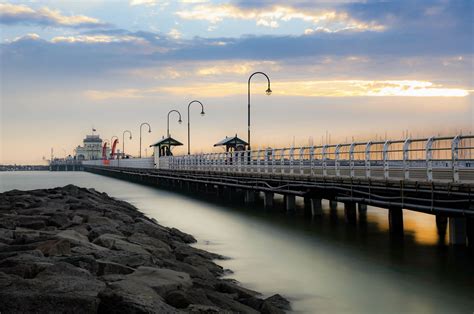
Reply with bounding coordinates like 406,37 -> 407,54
0,0 -> 473,164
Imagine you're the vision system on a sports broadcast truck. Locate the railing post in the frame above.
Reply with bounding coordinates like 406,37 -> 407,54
280,148 -> 285,174
452,135 -> 461,183
335,144 -> 341,177
383,140 -> 391,179
349,142 -> 356,178
264,148 -> 269,174
289,147 -> 295,174
426,137 -> 435,182
322,145 -> 328,177
403,138 -> 411,180
365,142 -> 372,178
299,147 -> 305,175
235,151 -> 240,173
310,145 -> 315,177
271,149 -> 276,174
256,149 -> 261,173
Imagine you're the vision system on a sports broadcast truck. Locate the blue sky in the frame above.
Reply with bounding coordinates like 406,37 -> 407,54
0,0 -> 473,163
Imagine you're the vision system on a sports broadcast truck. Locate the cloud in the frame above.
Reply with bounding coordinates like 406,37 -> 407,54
176,4 -> 385,33
84,80 -> 469,100
196,61 -> 279,76
51,34 -> 147,44
0,3 -> 109,28
168,28 -> 182,39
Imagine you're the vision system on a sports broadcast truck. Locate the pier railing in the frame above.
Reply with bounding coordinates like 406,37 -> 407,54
161,135 -> 474,183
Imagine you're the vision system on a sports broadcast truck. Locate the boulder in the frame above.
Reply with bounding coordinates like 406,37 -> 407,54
261,294 -> 291,314
98,279 -> 178,314
124,266 -> 192,297
97,260 -> 135,276
36,239 -> 71,256
0,262 -> 106,313
71,215 -> 84,225
165,290 -> 191,309
56,229 -> 107,252
93,233 -> 150,255
206,291 -> 259,313
89,225 -> 123,241
47,213 -> 71,228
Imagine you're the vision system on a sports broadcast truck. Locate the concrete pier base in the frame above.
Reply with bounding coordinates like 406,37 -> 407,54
329,200 -> 338,211
285,195 -> 296,212
467,218 -> 474,248
344,202 -> 357,224
244,190 -> 256,204
311,198 -> 323,217
358,203 -> 367,214
435,215 -> 448,239
449,217 -> 466,246
389,207 -> 404,235
264,192 -> 274,209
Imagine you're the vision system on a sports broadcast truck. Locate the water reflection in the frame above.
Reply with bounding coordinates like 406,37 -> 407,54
1,172 -> 473,313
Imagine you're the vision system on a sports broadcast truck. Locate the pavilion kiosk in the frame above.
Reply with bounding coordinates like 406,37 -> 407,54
214,135 -> 248,165
150,136 -> 183,169
213,135 -> 248,152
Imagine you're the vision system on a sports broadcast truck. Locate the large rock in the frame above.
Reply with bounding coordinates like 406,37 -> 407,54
36,239 -> 71,256
98,280 -> 178,314
124,266 -> 192,297
0,262 -> 106,313
56,229 -> 107,252
93,233 -> 150,255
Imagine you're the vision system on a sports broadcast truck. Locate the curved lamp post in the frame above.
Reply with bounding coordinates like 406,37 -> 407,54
139,122 -> 152,158
187,100 -> 205,155
122,130 -> 132,158
248,72 -> 272,150
110,136 -> 119,159
167,110 -> 182,138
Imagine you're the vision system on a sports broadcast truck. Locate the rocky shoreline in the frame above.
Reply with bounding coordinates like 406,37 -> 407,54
0,185 -> 290,313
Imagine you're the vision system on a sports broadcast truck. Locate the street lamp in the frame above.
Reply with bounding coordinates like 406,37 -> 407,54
139,122 -> 152,158
187,100 -> 205,155
110,136 -> 119,159
167,110 -> 182,138
122,130 -> 132,158
248,71 -> 272,150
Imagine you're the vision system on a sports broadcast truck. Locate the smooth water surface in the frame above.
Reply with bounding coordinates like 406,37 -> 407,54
1,172 -> 473,313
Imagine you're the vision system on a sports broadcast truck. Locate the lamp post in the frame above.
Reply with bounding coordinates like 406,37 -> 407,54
187,100 -> 205,155
248,72 -> 272,150
122,130 -> 132,158
139,122 -> 152,158
110,136 -> 118,159
167,110 -> 182,138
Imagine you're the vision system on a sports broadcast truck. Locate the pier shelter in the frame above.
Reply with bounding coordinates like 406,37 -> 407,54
214,135 -> 248,152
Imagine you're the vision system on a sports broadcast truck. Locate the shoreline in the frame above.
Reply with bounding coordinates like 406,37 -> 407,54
0,185 -> 290,313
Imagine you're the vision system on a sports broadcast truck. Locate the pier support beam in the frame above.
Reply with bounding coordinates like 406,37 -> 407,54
285,195 -> 296,212
449,217 -> 466,246
263,192 -> 274,209
467,218 -> 474,248
244,190 -> 256,204
435,215 -> 448,239
329,200 -> 338,211
344,202 -> 357,224
358,203 -> 367,214
388,207 -> 404,235
311,198 -> 323,217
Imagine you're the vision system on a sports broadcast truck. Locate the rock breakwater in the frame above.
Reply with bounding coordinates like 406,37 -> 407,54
0,185 -> 290,313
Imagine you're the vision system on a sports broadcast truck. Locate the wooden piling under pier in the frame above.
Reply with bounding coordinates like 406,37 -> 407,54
84,166 -> 474,247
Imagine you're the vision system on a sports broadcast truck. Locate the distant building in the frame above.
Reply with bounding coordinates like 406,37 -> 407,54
75,134 -> 110,160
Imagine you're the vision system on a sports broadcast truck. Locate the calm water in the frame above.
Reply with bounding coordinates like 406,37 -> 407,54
1,172 -> 473,313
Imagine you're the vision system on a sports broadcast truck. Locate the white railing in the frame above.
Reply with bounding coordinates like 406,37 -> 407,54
83,157 -> 154,169
159,135 -> 474,183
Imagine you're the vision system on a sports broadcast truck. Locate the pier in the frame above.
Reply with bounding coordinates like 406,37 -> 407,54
83,134 -> 474,247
